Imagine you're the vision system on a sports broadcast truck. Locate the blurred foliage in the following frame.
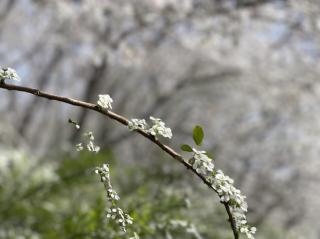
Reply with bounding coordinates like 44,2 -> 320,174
0,149 -> 296,239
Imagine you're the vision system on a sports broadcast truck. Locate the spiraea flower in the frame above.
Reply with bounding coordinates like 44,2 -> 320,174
106,207 -> 133,232
240,226 -> 257,239
95,164 -> 134,233
86,141 -> 100,153
148,116 -> 172,139
75,131 -> 100,153
97,94 -> 113,109
208,169 -> 254,238
182,140 -> 255,238
0,67 -> 20,83
75,143 -> 84,151
128,117 -> 173,139
107,188 -> 120,201
128,118 -> 148,131
190,148 -> 215,175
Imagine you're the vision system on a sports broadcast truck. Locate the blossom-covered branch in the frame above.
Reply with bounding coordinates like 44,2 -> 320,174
0,81 -> 248,239
95,164 -> 134,233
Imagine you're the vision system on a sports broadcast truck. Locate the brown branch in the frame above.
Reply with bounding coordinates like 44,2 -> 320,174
0,82 -> 239,239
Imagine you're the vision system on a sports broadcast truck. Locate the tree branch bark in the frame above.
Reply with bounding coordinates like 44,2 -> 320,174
0,82 -> 239,239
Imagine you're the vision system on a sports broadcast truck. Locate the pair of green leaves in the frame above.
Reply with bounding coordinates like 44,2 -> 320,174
180,125 -> 214,159
180,125 -> 204,152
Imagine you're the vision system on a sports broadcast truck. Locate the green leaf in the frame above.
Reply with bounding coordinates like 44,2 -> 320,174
193,125 -> 204,146
180,144 -> 193,152
205,152 -> 214,159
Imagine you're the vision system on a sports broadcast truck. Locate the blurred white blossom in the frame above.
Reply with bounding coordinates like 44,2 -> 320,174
75,131 -> 100,153
86,140 -> 100,153
75,143 -> 83,151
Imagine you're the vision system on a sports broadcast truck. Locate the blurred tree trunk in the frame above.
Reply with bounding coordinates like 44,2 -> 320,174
18,48 -> 64,136
69,56 -> 108,142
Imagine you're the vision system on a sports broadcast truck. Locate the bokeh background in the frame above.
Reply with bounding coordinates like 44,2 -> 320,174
0,0 -> 320,238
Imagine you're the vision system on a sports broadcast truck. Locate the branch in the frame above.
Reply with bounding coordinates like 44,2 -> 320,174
0,82 -> 239,239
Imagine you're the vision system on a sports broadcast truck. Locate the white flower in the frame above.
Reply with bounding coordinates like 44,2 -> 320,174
97,94 -> 113,109
102,164 -> 109,172
127,117 -> 173,140
86,141 -> 100,153
103,206 -> 131,232
0,67 -> 20,82
148,116 -> 173,139
190,148 -> 215,176
128,118 -> 148,131
239,225 -> 256,239
107,188 -> 120,201
84,131 -> 94,141
77,131 -> 100,153
126,214 -> 133,225
76,143 -> 83,151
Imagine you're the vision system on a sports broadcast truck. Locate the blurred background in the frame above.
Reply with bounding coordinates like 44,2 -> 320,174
0,0 -> 320,238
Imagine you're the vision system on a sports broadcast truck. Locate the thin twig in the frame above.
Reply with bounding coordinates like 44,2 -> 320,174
0,82 -> 239,239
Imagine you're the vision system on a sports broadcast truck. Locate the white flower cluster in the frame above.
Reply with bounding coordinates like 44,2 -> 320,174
127,119 -> 148,131
210,170 -> 256,238
76,131 -> 100,153
107,188 -> 120,201
0,67 -> 20,83
97,94 -> 113,109
190,149 -> 214,175
106,207 -> 133,232
149,116 -> 173,139
86,140 -> 100,153
75,143 -> 84,151
95,164 -> 134,232
240,225 -> 257,239
127,116 -> 172,139
188,148 -> 256,239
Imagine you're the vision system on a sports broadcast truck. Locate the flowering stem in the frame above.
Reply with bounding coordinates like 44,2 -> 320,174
225,203 -> 239,239
0,82 -> 239,239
